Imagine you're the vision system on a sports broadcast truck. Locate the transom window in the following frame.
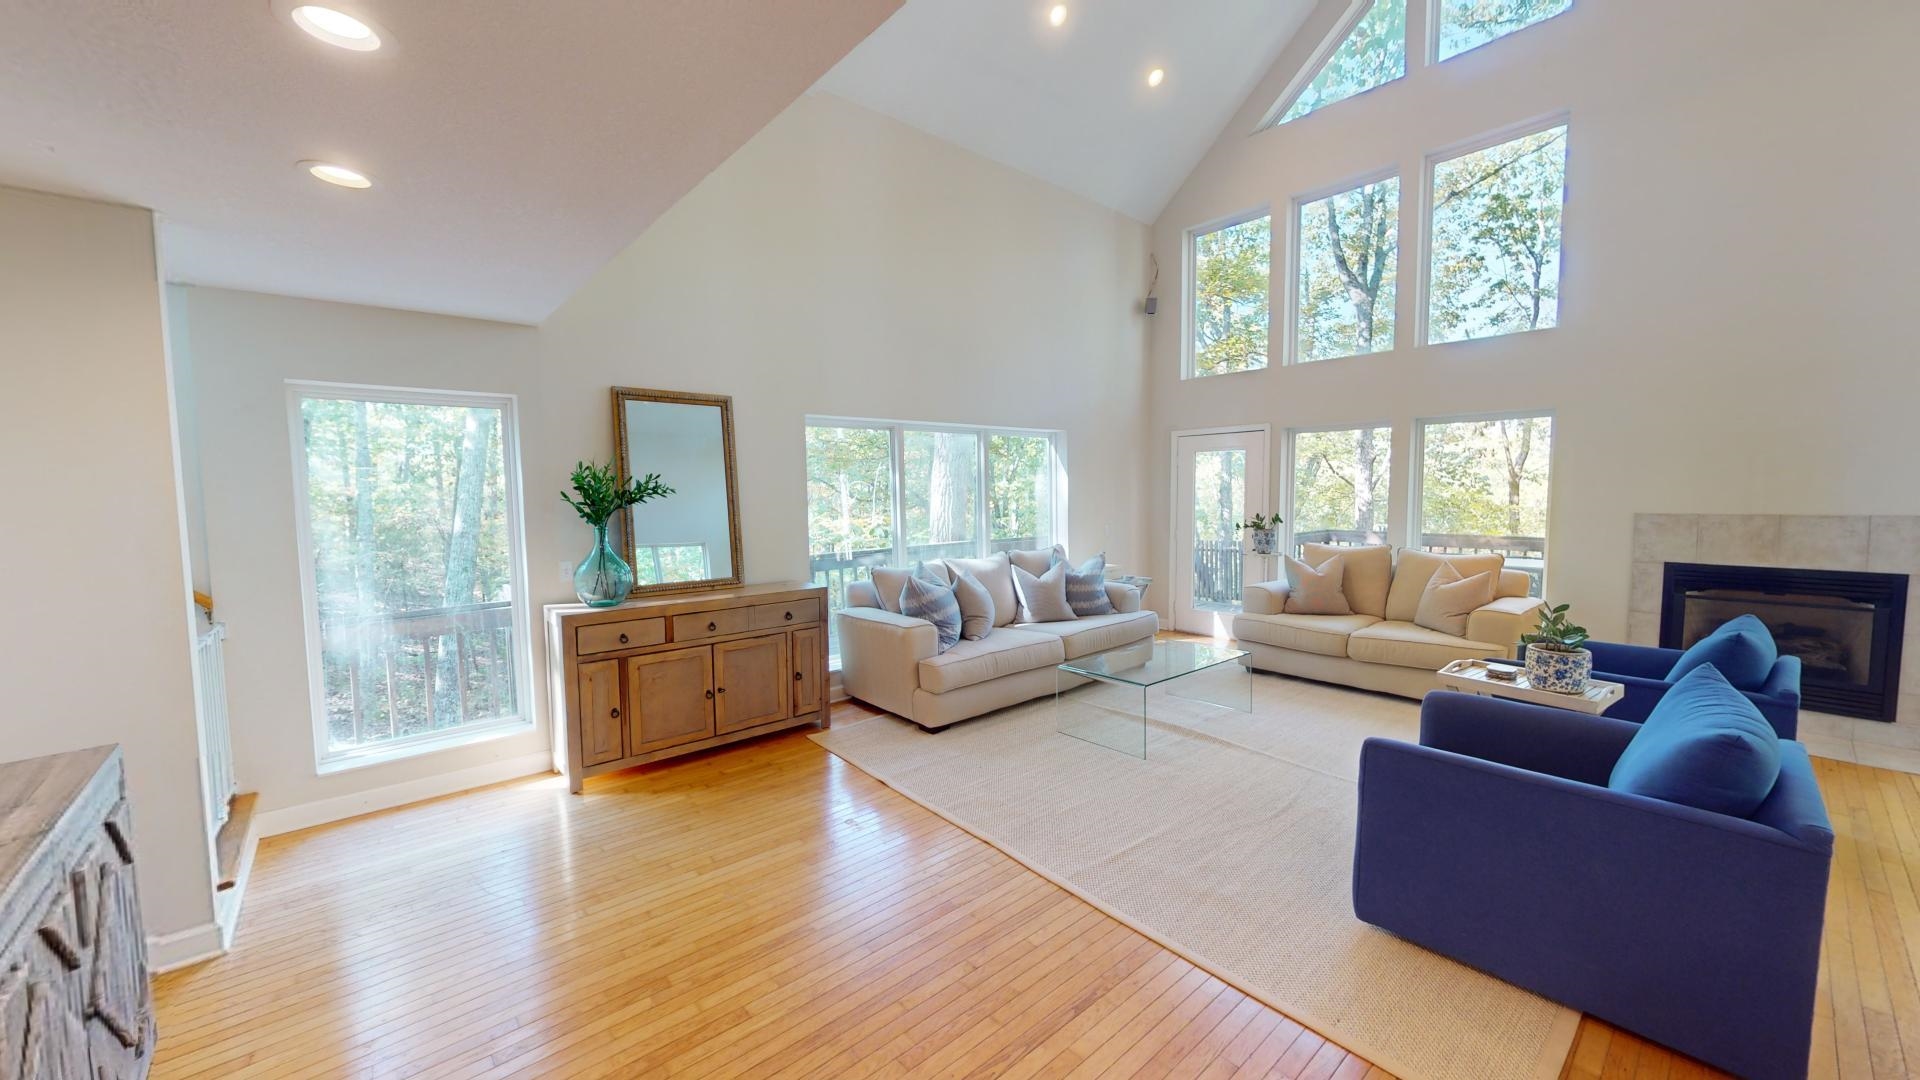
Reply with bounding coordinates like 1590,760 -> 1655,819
1435,0 -> 1571,61
1272,0 -> 1407,126
1294,176 -> 1399,363
1427,123 -> 1569,345
1415,414 -> 1552,595
806,419 -> 1062,662
1289,426 -> 1393,553
1190,213 -> 1271,377
290,384 -> 532,770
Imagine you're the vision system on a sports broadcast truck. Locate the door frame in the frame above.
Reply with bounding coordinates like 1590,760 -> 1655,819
1169,424 -> 1272,636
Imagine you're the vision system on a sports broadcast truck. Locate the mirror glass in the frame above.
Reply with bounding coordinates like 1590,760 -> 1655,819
616,392 -> 739,593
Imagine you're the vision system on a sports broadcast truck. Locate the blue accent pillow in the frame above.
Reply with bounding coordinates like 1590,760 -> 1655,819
1667,613 -> 1778,690
1065,554 -> 1114,616
898,574 -> 962,653
1609,663 -> 1782,817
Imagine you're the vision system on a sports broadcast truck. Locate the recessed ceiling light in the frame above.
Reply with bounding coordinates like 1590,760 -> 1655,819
1147,68 -> 1166,88
300,161 -> 373,189
1048,5 -> 1068,28
290,5 -> 382,51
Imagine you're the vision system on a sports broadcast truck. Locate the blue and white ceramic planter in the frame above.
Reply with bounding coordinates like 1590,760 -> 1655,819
1526,646 -> 1592,694
1248,528 -> 1278,555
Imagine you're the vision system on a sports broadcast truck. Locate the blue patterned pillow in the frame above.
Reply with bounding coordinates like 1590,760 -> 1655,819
899,574 -> 962,653
1066,554 -> 1114,616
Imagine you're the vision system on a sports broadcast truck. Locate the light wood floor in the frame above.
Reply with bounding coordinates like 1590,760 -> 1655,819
151,703 -> 1920,1079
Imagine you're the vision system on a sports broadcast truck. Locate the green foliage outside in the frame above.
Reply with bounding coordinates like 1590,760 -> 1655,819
301,398 -> 517,750
1436,0 -> 1572,61
902,430 -> 980,552
635,544 -> 710,586
1429,126 -> 1567,344
1419,416 -> 1552,539
1278,0 -> 1406,124
1192,450 -> 1247,545
1297,178 -> 1398,363
1291,427 -> 1392,550
988,434 -> 1051,543
1193,216 -> 1270,376
805,425 -> 894,560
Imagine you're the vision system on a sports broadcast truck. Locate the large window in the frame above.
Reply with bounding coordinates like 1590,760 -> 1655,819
1191,214 -> 1271,377
806,420 -> 1062,661
291,385 -> 531,770
1289,427 -> 1392,552
1295,176 -> 1399,363
1435,0 -> 1571,62
1427,124 -> 1568,345
1273,0 -> 1406,125
1416,414 -> 1552,596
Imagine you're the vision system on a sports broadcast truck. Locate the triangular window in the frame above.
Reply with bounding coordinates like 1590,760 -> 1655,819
1435,0 -> 1572,62
1273,0 -> 1407,126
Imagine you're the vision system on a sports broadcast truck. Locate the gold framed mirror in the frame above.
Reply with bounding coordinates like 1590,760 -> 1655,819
612,387 -> 743,597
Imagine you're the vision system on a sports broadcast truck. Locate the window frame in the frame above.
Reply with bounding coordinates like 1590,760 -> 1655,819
1417,112 -> 1572,349
286,380 -> 536,775
1428,0 -> 1573,65
1409,408 -> 1555,593
1282,422 -> 1397,554
1284,166 -> 1402,367
1183,205 -> 1274,381
805,416 -> 1068,665
634,542 -> 711,586
1261,0 -> 1407,130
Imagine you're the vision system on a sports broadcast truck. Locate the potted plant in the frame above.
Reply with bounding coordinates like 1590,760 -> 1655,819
1236,513 -> 1284,555
1520,602 -> 1592,694
562,460 -> 673,607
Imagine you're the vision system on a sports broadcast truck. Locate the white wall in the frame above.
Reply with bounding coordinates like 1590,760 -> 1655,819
172,91 -> 1150,822
0,187 -> 216,941
1147,0 -> 1920,640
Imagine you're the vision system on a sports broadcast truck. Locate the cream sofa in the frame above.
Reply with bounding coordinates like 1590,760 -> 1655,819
1233,544 -> 1544,699
839,551 -> 1157,730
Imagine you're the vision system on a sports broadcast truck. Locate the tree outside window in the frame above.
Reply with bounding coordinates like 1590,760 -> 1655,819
1296,177 -> 1398,363
1276,0 -> 1407,124
1418,415 -> 1552,595
1192,215 -> 1270,377
1436,0 -> 1571,62
1290,427 -> 1392,552
1428,125 -> 1568,344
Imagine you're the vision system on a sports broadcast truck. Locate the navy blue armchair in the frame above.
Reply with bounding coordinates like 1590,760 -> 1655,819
1552,640 -> 1803,739
1355,692 -> 1832,1080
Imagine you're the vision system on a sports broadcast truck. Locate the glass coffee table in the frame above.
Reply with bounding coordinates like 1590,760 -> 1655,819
1054,639 -> 1251,758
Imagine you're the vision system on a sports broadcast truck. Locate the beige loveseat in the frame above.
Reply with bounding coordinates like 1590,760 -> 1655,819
1233,544 -> 1544,699
840,551 -> 1157,730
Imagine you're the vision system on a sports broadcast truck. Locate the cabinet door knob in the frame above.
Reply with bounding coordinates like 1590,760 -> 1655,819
705,689 -> 714,700
610,707 -> 620,719
784,611 -> 794,621
618,633 -> 629,644
716,686 -> 727,694
794,671 -> 804,682
708,621 -> 718,632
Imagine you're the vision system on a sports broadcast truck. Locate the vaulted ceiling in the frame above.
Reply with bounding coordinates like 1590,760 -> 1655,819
0,1 -> 901,324
816,0 -> 1319,223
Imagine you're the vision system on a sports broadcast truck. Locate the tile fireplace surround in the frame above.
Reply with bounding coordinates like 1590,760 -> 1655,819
1630,514 -> 1920,773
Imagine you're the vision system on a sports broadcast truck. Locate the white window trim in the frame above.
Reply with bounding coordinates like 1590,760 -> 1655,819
1182,206 -> 1273,381
1284,166 -> 1402,368
1428,0 -> 1573,65
286,380 -> 536,775
1417,112 -> 1572,349
1408,408 -> 1556,591
1281,422 -> 1396,554
1259,0 -> 1403,131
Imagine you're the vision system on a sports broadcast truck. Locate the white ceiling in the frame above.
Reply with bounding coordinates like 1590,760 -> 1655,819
816,0 -> 1318,224
0,0 -> 901,324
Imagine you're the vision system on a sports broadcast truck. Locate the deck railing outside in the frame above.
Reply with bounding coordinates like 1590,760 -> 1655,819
319,600 -> 518,749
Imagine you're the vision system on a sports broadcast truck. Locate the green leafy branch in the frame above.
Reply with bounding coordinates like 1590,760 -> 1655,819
1235,513 -> 1284,531
562,460 -> 674,526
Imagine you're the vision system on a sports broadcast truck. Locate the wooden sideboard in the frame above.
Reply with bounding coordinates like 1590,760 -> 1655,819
545,582 -> 830,792
0,746 -> 154,1080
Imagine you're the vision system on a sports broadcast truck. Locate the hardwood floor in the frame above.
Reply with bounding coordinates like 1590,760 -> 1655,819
151,703 -> 1920,1079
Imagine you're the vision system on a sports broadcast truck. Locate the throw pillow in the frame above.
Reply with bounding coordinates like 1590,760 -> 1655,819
1013,562 -> 1076,623
868,562 -> 949,614
1412,562 -> 1496,637
1282,554 -> 1353,615
1384,550 -> 1505,623
946,552 -> 1018,627
898,574 -> 962,653
949,567 -> 995,640
1666,613 -> 1778,691
1065,554 -> 1114,616
1302,543 -> 1391,617
1609,663 -> 1783,817
1009,544 -> 1066,578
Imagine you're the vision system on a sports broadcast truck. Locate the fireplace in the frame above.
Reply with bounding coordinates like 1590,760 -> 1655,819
1661,562 -> 1908,722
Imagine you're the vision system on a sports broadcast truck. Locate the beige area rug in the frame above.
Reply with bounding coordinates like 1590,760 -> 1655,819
811,669 -> 1580,1080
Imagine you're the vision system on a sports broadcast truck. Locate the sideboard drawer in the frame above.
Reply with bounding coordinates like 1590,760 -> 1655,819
577,617 -> 666,656
672,607 -> 756,642
753,598 -> 821,630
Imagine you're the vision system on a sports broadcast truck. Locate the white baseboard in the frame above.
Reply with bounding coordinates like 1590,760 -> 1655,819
254,752 -> 556,839
149,922 -> 225,973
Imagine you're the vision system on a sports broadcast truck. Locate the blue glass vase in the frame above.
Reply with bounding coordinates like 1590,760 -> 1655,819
574,522 -> 633,607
